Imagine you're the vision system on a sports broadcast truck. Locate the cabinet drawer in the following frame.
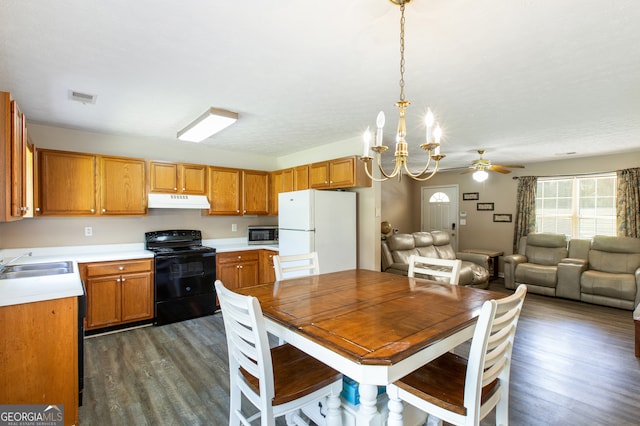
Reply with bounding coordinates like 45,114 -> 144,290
84,258 -> 153,277
217,251 -> 259,264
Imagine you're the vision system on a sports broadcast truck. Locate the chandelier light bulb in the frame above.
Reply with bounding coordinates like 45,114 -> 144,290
376,111 -> 385,146
433,124 -> 442,143
362,127 -> 372,157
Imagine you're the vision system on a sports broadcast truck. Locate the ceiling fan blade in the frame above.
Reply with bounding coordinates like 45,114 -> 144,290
461,168 -> 474,174
488,165 -> 513,174
499,164 -> 525,168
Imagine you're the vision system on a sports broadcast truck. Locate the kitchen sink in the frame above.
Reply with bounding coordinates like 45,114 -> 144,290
0,261 -> 74,279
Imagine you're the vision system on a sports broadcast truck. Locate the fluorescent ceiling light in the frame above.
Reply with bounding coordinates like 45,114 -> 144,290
177,107 -> 238,142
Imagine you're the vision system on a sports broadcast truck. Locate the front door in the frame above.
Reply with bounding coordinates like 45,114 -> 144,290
421,185 -> 459,251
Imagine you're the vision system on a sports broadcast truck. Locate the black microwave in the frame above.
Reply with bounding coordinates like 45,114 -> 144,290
247,226 -> 279,245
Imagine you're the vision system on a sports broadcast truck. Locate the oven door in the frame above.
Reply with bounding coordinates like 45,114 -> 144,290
154,251 -> 216,301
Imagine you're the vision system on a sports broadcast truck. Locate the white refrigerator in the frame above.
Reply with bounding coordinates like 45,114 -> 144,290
278,189 -> 356,276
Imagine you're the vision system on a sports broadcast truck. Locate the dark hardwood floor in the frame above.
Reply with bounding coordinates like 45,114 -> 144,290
79,280 -> 640,425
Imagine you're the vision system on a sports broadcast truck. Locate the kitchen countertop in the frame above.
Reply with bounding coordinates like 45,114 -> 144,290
0,238 -> 278,308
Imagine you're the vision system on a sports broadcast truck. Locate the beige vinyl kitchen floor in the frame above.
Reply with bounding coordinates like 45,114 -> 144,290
79,279 -> 640,425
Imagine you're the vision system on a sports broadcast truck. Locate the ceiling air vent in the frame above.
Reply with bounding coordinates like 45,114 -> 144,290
69,90 -> 97,104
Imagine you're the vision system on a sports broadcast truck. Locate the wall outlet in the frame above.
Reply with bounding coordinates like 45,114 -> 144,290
231,223 -> 237,232
84,226 -> 93,237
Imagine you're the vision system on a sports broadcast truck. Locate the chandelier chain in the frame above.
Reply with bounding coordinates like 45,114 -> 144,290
399,2 -> 406,101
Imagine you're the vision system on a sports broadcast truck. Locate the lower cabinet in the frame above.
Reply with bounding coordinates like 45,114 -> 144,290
80,258 -> 154,330
216,250 -> 260,290
260,249 -> 278,284
0,297 -> 79,426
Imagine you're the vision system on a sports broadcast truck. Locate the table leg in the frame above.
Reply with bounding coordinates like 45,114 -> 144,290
326,392 -> 342,426
386,385 -> 404,426
357,384 -> 382,426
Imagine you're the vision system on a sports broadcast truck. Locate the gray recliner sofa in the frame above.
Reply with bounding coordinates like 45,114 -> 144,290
381,231 -> 490,288
505,233 -> 640,311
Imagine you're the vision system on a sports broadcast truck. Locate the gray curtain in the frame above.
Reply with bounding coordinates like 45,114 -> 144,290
616,168 -> 640,238
512,176 -> 537,253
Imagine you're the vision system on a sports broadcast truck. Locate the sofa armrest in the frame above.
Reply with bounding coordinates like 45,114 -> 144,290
381,241 -> 394,272
384,263 -> 410,276
556,258 -> 588,301
456,252 -> 489,270
503,254 -> 527,289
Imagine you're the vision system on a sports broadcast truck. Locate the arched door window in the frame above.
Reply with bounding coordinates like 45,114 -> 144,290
429,192 -> 450,203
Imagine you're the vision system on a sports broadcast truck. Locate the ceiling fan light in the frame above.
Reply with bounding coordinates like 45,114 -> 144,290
473,170 -> 489,182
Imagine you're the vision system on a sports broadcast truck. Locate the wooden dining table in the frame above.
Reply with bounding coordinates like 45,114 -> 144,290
236,269 -> 504,426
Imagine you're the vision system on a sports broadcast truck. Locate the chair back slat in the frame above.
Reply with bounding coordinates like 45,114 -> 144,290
408,254 -> 462,285
273,252 -> 320,281
465,284 -> 527,420
215,280 -> 275,402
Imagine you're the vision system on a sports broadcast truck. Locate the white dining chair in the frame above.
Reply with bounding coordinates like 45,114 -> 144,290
214,280 -> 342,426
408,254 -> 462,285
386,284 -> 527,426
273,252 -> 320,281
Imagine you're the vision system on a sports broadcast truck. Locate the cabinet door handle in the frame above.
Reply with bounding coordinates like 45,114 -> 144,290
102,208 -> 106,213
239,265 -> 243,269
119,266 -> 124,271
173,187 -> 177,190
116,278 -> 121,283
90,208 -> 95,213
121,278 -> 126,282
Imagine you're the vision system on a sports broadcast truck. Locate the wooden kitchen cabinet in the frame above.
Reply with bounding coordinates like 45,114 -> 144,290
207,167 -> 268,216
37,149 -> 147,216
0,297 -> 79,426
0,92 -> 30,221
259,249 -> 278,284
80,258 -> 154,330
149,161 -> 207,195
309,156 -> 371,189
207,166 -> 242,215
100,156 -> 147,215
294,165 -> 309,190
216,251 -> 260,289
269,168 -> 294,215
37,149 -> 97,215
243,170 -> 269,215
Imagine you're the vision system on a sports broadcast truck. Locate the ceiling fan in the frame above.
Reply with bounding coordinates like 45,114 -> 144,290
463,150 -> 525,182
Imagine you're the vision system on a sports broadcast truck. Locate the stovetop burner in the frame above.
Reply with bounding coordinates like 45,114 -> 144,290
145,230 -> 215,255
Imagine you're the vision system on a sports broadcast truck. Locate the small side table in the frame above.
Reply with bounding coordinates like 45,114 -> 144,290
460,249 -> 504,280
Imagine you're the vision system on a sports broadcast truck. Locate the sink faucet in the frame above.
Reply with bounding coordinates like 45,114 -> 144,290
0,252 -> 33,274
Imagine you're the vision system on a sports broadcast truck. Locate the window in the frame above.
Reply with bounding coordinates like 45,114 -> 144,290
535,173 -> 616,239
429,192 -> 450,203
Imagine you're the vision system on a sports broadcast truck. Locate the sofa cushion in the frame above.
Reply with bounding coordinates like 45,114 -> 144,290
581,270 -> 636,302
431,231 -> 456,260
524,234 -> 567,265
515,263 -> 558,288
589,236 -> 640,274
386,234 -> 419,265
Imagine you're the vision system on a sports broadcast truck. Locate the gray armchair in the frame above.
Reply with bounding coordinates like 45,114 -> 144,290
503,233 -> 568,295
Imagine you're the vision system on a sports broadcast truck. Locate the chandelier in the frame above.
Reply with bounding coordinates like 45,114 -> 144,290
361,0 -> 446,182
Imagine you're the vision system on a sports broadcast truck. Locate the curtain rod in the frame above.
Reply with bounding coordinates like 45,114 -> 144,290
512,170 -> 617,180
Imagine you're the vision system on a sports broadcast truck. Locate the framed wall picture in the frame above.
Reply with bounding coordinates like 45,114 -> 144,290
463,192 -> 479,200
493,213 -> 512,222
477,202 -> 494,211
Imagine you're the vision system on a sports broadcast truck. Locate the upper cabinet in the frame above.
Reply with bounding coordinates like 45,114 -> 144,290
149,161 -> 207,195
0,92 -> 31,222
269,168 -> 294,215
100,156 -> 147,215
37,150 -> 97,215
309,156 -> 371,189
36,149 -> 147,216
207,167 -> 268,216
294,165 -> 309,191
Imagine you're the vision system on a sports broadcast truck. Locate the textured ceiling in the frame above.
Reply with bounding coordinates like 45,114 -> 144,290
1,0 -> 639,171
